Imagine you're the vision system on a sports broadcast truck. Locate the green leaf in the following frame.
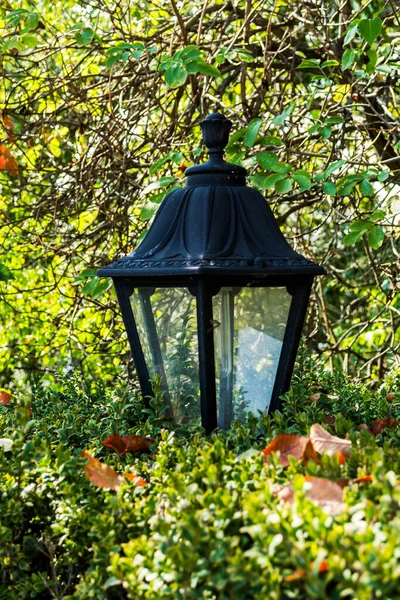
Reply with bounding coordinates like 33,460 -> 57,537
342,49 -> 355,71
343,230 -> 365,246
324,160 -> 345,179
320,126 -> 332,139
140,203 -> 158,221
79,268 -> 98,278
21,34 -> 38,48
322,60 -> 339,68
244,118 -> 262,148
194,61 -> 221,77
149,153 -> 173,176
248,174 -> 268,189
377,170 -> 389,182
365,49 -> 377,75
359,18 -> 382,46
263,173 -> 286,189
297,59 -> 321,69
370,210 -> 385,222
256,151 -> 278,171
349,220 -> 372,233
292,170 -> 312,190
272,162 -> 292,174
322,181 -> 336,196
367,226 -> 384,249
24,13 -> 39,31
344,22 -> 358,46
82,277 -> 99,295
165,64 -> 187,88
75,27 -> 94,46
271,104 -> 294,126
91,279 -> 112,300
275,178 -> 292,193
259,135 -> 283,146
0,263 -> 15,281
237,49 -> 254,62
324,116 -> 345,125
360,179 -> 373,196
105,54 -> 120,68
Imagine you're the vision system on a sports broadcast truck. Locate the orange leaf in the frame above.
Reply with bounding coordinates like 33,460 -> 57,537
102,433 -> 127,455
102,433 -> 154,455
336,451 -> 346,465
370,418 -> 399,436
285,568 -> 306,582
304,476 -> 344,514
353,475 -> 372,484
122,435 -> 154,453
82,451 -> 147,491
0,391 -> 12,405
386,392 -> 395,403
318,560 -> 329,573
302,439 -> 320,464
261,434 -> 311,467
0,145 -> 18,176
310,423 -> 352,458
124,472 -> 147,487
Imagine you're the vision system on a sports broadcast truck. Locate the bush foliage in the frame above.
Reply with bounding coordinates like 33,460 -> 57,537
2,358 -> 400,599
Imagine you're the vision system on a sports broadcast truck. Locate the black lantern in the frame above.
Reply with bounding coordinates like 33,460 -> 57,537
98,113 -> 324,433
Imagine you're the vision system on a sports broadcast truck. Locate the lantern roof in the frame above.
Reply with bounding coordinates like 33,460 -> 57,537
98,113 -> 324,278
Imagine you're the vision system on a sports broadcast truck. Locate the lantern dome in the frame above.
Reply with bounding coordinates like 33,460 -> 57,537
98,113 -> 323,279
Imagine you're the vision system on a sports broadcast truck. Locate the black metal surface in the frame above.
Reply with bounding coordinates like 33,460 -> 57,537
113,282 -> 152,403
196,279 -> 218,434
98,113 -> 324,279
268,278 -> 314,412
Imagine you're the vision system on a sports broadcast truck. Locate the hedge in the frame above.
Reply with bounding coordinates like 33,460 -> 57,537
1,356 -> 400,599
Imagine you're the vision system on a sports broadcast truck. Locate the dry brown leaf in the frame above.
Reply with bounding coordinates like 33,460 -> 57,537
310,423 -> 352,458
261,434 -> 311,467
82,451 -> 147,491
304,476 -> 344,515
308,392 -> 321,402
370,418 -> 399,436
102,433 -> 128,455
102,433 -> 154,455
278,477 -> 344,514
358,423 -> 370,432
0,391 -> 12,405
123,435 -> 154,453
386,393 -> 395,403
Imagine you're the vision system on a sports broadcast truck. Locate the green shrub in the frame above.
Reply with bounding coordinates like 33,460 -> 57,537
1,360 -> 400,599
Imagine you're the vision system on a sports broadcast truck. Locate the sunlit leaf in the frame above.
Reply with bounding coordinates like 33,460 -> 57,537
310,424 -> 352,458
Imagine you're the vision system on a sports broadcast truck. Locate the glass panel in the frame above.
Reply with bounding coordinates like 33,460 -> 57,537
130,288 -> 200,425
213,287 -> 292,427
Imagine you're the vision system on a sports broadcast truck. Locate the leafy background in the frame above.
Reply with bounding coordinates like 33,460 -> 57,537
0,0 -> 399,389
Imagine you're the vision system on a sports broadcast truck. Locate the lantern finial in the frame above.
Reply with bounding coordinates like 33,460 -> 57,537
200,113 -> 232,158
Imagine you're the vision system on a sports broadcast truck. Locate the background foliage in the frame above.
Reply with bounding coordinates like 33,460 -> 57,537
0,0 -> 399,388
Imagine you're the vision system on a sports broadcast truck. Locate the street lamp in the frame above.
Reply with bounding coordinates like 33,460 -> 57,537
98,113 -> 324,433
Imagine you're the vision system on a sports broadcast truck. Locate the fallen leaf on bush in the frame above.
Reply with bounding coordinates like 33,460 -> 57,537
0,391 -> 12,405
304,476 -> 344,514
261,434 -> 312,467
386,393 -> 395,403
0,438 -> 13,452
302,439 -> 320,464
370,418 -> 399,436
324,416 -> 336,426
123,435 -> 154,453
309,392 -> 321,402
285,559 -> 329,580
310,423 -> 352,458
353,475 -> 372,484
284,568 -> 306,582
82,451 -> 147,491
102,434 -> 127,454
102,433 -> 154,455
358,423 -> 370,432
